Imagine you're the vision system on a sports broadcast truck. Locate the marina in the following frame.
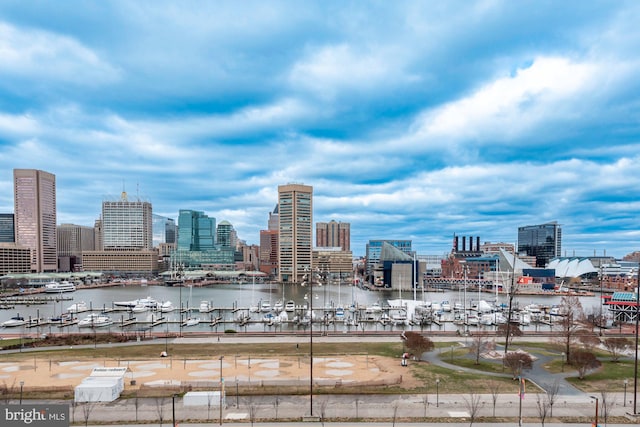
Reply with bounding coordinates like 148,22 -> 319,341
0,280 -> 624,337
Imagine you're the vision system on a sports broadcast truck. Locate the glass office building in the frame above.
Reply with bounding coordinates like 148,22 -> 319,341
518,221 -> 562,267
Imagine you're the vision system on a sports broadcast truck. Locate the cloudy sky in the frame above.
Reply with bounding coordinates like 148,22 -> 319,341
1,1 -> 639,258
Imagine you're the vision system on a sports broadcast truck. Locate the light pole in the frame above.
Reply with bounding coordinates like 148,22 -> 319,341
590,395 -> 599,427
172,394 -> 177,427
435,378 -> 440,408
219,355 -> 224,426
19,381 -> 24,404
561,352 -> 565,372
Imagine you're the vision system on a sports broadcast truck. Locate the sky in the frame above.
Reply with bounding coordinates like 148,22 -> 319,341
1,1 -> 640,258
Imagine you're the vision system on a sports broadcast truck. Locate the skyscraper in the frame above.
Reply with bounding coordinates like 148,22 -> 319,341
152,214 -> 177,247
14,169 -> 57,272
518,221 -> 562,267
217,220 -> 234,248
0,213 -> 15,243
102,191 -> 153,250
316,220 -> 350,251
177,210 -> 215,251
278,183 -> 312,283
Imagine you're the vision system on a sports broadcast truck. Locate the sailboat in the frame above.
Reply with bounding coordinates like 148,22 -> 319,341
249,276 -> 259,313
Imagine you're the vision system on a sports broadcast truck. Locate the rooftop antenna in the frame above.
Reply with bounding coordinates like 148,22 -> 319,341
121,180 -> 128,201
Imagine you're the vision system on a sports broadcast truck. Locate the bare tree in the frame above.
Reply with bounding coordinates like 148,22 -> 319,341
273,395 -> 280,420
463,392 -> 483,427
487,379 -> 500,417
497,322 -> 522,346
570,349 -> 601,379
599,389 -> 615,427
536,393 -> 550,427
503,249 -> 521,359
503,351 -> 533,379
0,380 -> 17,404
391,402 -> 399,427
553,295 -> 589,361
77,392 -> 100,427
422,393 -> 429,418
318,397 -> 329,427
154,396 -> 167,427
577,330 -> 601,351
546,380 -> 560,418
247,397 -> 259,427
603,337 -> 631,362
207,390 -> 215,421
468,333 -> 495,364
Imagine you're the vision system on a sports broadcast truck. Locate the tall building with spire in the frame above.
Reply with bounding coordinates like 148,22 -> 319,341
102,191 -> 153,250
278,183 -> 312,283
13,169 -> 57,272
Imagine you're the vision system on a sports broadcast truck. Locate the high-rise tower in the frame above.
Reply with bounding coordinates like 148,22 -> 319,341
13,169 -> 57,272
278,183 -> 312,283
102,191 -> 153,250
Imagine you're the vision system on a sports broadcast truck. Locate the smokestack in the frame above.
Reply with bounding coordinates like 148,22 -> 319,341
454,236 -> 459,252
462,236 -> 466,251
469,236 -> 473,251
476,236 -> 480,252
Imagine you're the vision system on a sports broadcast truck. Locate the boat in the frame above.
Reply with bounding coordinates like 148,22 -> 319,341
260,300 -> 271,312
441,301 -> 452,312
273,300 -> 284,312
66,301 -> 89,313
285,300 -> 296,312
44,281 -> 76,293
365,302 -> 382,313
131,303 -> 149,313
50,312 -> 76,323
2,314 -> 26,327
335,306 -> 345,321
184,317 -> 200,327
78,313 -> 114,328
199,300 -> 210,313
114,296 -> 158,310
158,301 -> 175,312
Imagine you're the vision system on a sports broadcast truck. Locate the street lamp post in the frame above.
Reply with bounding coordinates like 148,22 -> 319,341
590,395 -> 599,427
561,352 -> 565,372
624,378 -> 628,407
172,394 -> 177,427
435,378 -> 440,408
219,356 -> 224,426
19,381 -> 24,404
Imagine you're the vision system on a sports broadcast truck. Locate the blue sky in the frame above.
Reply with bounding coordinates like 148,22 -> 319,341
1,1 -> 640,258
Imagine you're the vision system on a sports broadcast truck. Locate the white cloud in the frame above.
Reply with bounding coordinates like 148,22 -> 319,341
0,21 -> 120,84
412,56 -> 597,142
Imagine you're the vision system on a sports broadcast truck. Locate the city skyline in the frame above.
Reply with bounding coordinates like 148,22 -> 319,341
1,2 -> 640,258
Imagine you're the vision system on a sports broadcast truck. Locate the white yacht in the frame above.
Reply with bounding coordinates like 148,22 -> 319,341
199,300 -> 210,313
158,301 -> 175,313
260,300 -> 271,312
273,300 -> 284,312
184,317 -> 200,327
2,314 -> 26,327
44,281 -> 76,293
66,301 -> 89,313
285,300 -> 296,312
78,313 -> 114,328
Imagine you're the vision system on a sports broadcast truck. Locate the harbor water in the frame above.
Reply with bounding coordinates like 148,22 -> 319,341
0,282 -> 605,336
